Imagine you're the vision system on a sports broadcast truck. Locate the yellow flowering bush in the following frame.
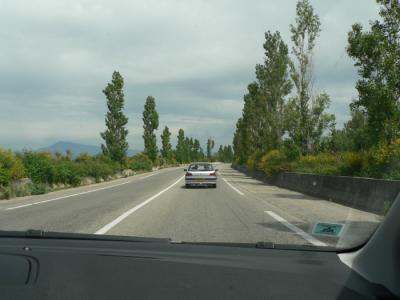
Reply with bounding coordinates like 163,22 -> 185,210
364,139 -> 400,179
246,151 -> 263,171
293,153 -> 340,175
259,150 -> 291,176
0,148 -> 26,185
339,152 -> 365,176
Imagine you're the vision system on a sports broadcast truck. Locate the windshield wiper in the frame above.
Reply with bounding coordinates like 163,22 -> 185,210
255,241 -> 275,249
0,230 -> 171,244
0,231 -> 335,251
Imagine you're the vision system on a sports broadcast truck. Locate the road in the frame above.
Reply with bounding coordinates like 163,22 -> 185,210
0,164 -> 381,248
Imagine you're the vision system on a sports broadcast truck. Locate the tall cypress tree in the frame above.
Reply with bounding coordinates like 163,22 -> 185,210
142,96 -> 159,162
160,126 -> 172,161
286,0 -> 335,154
100,71 -> 129,164
193,139 -> 201,161
206,138 -> 215,162
175,129 -> 185,163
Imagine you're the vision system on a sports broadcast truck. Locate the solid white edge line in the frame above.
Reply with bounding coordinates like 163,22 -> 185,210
222,178 -> 244,196
5,169 -> 169,211
6,181 -> 131,211
94,175 -> 184,235
140,173 -> 157,179
265,210 -> 327,247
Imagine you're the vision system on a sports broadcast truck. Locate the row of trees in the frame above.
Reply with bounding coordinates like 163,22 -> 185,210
233,0 -> 400,177
100,72 -> 230,165
233,0 -> 335,165
216,145 -> 234,163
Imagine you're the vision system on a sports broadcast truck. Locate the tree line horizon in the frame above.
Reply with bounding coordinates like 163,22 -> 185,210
100,71 -> 233,165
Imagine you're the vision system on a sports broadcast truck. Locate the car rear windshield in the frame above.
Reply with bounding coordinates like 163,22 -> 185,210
188,164 -> 214,171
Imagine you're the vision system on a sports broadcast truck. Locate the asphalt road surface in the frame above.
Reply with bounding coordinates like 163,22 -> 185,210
0,164 -> 381,249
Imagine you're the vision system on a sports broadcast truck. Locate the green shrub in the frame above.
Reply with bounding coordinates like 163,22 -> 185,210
80,160 -> 118,182
128,153 -> 153,171
0,167 -> 10,187
0,186 -> 11,199
246,151 -> 263,171
259,150 -> 291,176
75,153 -> 120,182
22,151 -> 56,184
362,139 -> 400,179
169,157 -> 179,166
0,148 -> 26,185
293,153 -> 340,176
282,140 -> 301,162
54,161 -> 82,186
9,159 -> 25,180
75,152 -> 93,163
31,183 -> 49,195
339,152 -> 365,176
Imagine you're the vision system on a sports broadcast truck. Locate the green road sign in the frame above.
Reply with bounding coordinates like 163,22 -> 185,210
313,223 -> 344,237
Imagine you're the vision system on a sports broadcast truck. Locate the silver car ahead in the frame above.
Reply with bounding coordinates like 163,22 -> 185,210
184,163 -> 218,188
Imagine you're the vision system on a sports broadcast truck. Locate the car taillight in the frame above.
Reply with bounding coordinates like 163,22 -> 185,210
209,172 -> 216,176
186,172 -> 192,176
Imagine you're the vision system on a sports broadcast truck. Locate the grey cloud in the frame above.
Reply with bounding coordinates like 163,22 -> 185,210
0,0 -> 380,150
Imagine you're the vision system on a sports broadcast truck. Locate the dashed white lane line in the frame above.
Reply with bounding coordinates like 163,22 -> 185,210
265,210 -> 327,247
5,171 -> 167,211
222,178 -> 244,196
95,176 -> 185,235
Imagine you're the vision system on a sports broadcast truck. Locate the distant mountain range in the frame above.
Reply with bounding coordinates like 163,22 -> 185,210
39,141 -> 141,157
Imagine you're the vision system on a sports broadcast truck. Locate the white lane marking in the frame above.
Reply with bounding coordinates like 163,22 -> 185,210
265,211 -> 327,247
5,170 -> 167,211
6,181 -> 132,211
95,176 -> 184,235
222,178 -> 244,196
140,173 -> 157,179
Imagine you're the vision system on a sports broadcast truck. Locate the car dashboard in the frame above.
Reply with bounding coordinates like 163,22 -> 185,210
0,236 -> 396,300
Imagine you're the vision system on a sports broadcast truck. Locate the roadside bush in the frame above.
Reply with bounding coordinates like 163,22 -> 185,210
338,152 -> 365,176
0,148 -> 133,198
128,153 -> 153,171
54,161 -> 82,186
153,156 -> 162,168
0,148 -> 26,185
282,140 -> 301,162
293,153 -> 340,176
31,183 -> 49,195
0,186 -> 11,199
362,140 -> 400,179
21,151 -> 56,184
0,167 -> 10,187
158,156 -> 179,168
246,151 -> 263,171
9,159 -> 25,180
75,152 -> 93,163
169,157 -> 178,166
73,154 -> 119,182
259,149 -> 291,176
80,160 -> 119,182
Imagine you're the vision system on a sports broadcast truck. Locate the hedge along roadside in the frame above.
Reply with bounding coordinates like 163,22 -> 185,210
0,149 -> 179,200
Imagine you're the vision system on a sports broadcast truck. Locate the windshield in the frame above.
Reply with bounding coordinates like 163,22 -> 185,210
188,164 -> 214,171
0,0 -> 397,251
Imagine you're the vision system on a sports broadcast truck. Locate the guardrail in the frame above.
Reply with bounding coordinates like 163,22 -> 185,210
232,164 -> 399,215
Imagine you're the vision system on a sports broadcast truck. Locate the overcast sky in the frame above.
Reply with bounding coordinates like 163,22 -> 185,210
0,0 -> 379,151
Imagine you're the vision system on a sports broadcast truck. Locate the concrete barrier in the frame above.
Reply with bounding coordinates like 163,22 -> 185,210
232,164 -> 399,215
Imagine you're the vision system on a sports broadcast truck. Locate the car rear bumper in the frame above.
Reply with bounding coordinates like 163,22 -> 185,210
185,178 -> 217,186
